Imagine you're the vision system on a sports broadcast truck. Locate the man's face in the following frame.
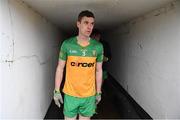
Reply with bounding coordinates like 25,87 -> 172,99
77,16 -> 94,37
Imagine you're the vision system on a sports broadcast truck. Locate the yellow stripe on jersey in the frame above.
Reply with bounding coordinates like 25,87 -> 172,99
63,56 -> 96,97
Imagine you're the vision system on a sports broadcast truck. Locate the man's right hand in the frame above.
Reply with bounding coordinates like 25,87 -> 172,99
53,89 -> 63,108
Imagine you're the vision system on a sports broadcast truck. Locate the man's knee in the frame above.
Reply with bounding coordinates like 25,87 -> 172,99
64,116 -> 77,120
79,115 -> 90,120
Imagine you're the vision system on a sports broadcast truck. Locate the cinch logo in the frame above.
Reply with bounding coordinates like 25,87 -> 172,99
71,62 -> 95,67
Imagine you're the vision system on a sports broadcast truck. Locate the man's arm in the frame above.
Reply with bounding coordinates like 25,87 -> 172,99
96,62 -> 103,93
55,59 -> 66,91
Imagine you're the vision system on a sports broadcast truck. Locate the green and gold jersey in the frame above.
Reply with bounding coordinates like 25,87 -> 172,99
59,36 -> 103,97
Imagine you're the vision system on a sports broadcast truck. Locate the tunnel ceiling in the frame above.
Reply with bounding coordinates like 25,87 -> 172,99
23,0 -> 173,33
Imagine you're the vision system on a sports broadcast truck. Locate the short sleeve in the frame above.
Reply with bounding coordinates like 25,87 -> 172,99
96,43 -> 104,62
59,41 -> 67,61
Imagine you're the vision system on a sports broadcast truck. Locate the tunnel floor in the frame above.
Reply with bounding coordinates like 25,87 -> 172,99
44,74 -> 152,119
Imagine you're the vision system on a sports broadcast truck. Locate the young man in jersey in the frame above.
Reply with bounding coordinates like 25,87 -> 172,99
53,10 -> 103,120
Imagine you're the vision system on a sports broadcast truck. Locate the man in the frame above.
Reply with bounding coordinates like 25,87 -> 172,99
53,10 -> 104,120
91,29 -> 111,80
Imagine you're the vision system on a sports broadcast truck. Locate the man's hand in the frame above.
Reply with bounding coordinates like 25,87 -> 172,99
95,93 -> 101,105
53,89 -> 63,108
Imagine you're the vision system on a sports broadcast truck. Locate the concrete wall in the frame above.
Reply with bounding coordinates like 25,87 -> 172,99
105,1 -> 180,119
0,0 -> 63,118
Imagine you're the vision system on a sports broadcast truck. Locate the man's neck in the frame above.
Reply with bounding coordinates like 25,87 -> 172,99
77,34 -> 90,47
77,34 -> 90,42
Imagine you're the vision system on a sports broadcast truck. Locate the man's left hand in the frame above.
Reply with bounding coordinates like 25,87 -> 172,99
96,93 -> 101,105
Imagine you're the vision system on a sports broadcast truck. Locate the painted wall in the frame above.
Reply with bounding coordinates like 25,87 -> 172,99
105,1 -> 180,119
0,0 -> 63,118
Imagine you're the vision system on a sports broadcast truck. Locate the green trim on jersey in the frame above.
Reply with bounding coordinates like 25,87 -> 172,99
59,36 -> 104,62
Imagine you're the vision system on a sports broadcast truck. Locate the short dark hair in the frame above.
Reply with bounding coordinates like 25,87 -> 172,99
78,10 -> 95,22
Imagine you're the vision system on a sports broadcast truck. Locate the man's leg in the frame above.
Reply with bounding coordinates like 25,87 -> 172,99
79,115 -> 90,120
79,96 -> 96,120
64,94 -> 78,119
64,116 -> 77,120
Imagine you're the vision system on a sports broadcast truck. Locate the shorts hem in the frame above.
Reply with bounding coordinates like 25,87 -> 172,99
79,112 -> 95,117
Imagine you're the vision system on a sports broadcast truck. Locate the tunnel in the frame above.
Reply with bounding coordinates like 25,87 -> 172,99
1,0 -> 180,119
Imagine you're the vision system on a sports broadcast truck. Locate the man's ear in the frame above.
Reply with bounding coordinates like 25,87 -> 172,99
77,21 -> 80,28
